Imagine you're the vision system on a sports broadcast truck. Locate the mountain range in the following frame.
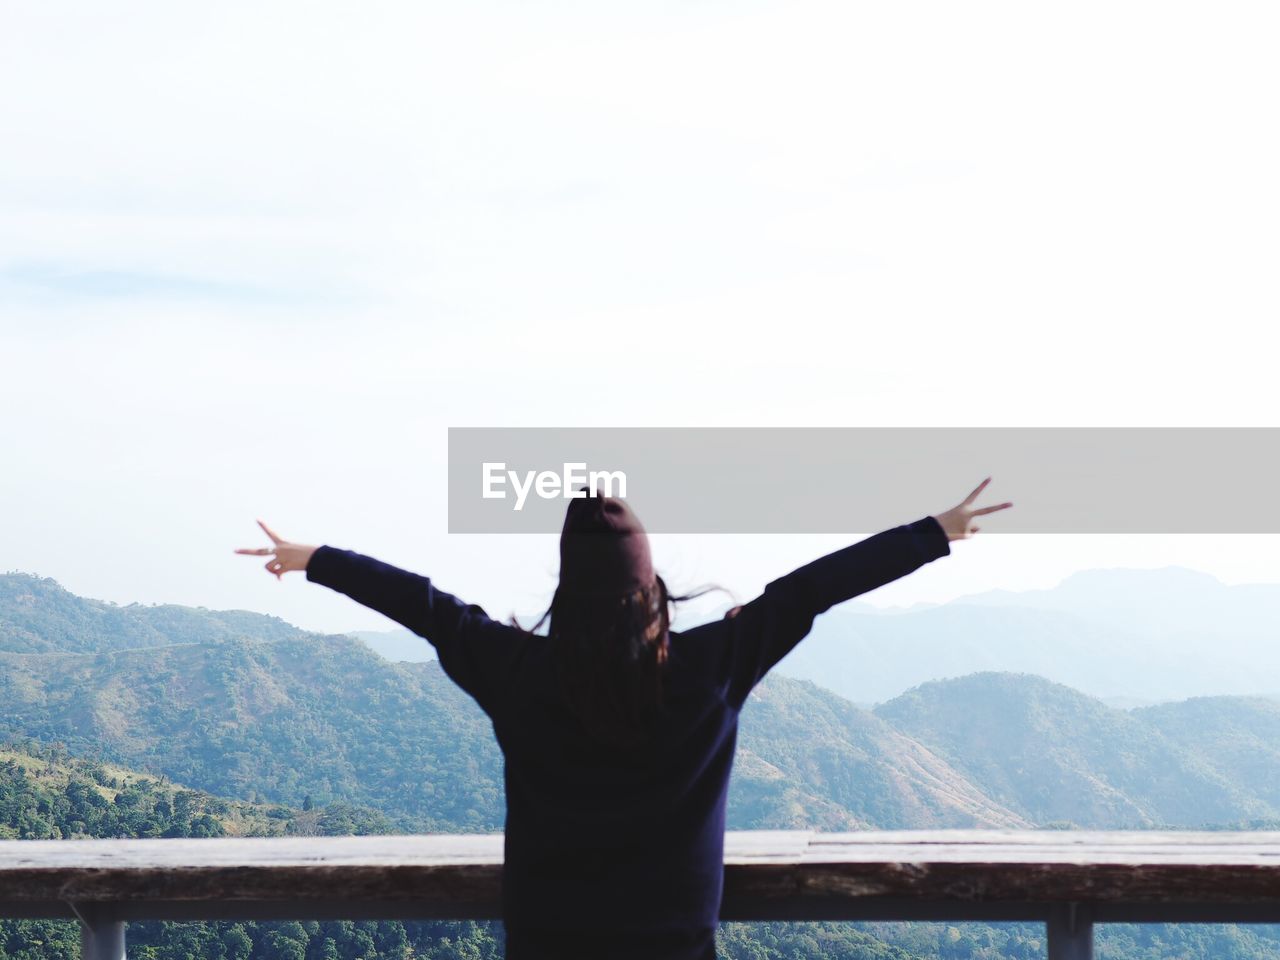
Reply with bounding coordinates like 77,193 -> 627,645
351,566 -> 1280,706
5,569 -> 1280,832
779,565 -> 1280,704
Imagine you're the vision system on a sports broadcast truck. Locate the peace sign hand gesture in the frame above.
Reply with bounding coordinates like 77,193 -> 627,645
235,520 -> 319,580
932,478 -> 1013,542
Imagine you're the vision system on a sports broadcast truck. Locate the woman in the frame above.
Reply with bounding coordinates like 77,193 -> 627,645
238,479 -> 1011,959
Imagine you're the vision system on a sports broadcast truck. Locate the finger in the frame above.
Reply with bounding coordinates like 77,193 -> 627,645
972,501 -> 1014,517
236,547 -> 275,556
963,477 -> 992,505
256,519 -> 285,545
969,525 -> 980,535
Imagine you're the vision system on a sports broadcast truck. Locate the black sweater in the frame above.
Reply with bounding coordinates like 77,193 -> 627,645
305,516 -> 950,935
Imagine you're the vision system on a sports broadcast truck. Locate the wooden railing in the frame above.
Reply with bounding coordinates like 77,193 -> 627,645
6,830 -> 1280,959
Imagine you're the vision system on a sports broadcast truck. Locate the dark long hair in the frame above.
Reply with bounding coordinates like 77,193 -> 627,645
518,577 -> 723,749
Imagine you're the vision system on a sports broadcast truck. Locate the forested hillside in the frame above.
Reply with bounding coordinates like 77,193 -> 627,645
875,673 -> 1268,827
1134,696 -> 1280,817
0,740 -> 480,959
733,677 -> 1026,829
0,572 -> 1024,832
0,633 -> 504,832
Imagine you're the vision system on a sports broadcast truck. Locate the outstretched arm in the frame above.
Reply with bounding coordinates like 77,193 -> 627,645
720,478 -> 1012,709
235,520 -> 479,636
235,521 -> 521,712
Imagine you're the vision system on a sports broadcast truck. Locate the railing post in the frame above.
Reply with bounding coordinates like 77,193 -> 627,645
1047,902 -> 1093,960
70,903 -> 126,960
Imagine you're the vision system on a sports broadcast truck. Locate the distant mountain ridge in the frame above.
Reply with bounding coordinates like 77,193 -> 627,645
50,563 -> 1270,709
350,628 -> 433,663
955,566 -> 1279,638
776,566 -> 1280,704
0,572 -> 305,654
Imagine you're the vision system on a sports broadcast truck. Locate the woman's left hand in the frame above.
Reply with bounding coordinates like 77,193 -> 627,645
235,520 -> 318,579
932,478 -> 1013,542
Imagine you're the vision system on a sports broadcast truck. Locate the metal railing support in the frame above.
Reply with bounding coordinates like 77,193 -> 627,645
70,903 -> 126,960
1047,902 -> 1093,960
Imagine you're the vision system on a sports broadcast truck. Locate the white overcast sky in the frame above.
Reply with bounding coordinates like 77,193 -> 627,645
2,1 -> 1278,634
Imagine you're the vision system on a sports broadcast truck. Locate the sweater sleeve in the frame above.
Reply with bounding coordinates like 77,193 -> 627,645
721,516 -> 951,709
305,545 -> 525,714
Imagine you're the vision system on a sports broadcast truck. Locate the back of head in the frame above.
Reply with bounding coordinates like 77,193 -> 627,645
558,493 -> 655,597
550,493 -> 669,749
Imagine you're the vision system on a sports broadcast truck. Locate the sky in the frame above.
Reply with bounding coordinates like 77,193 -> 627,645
2,1 -> 1278,635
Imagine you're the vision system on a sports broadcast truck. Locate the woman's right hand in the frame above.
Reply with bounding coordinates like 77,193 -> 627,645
932,477 -> 1013,542
235,519 -> 319,579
